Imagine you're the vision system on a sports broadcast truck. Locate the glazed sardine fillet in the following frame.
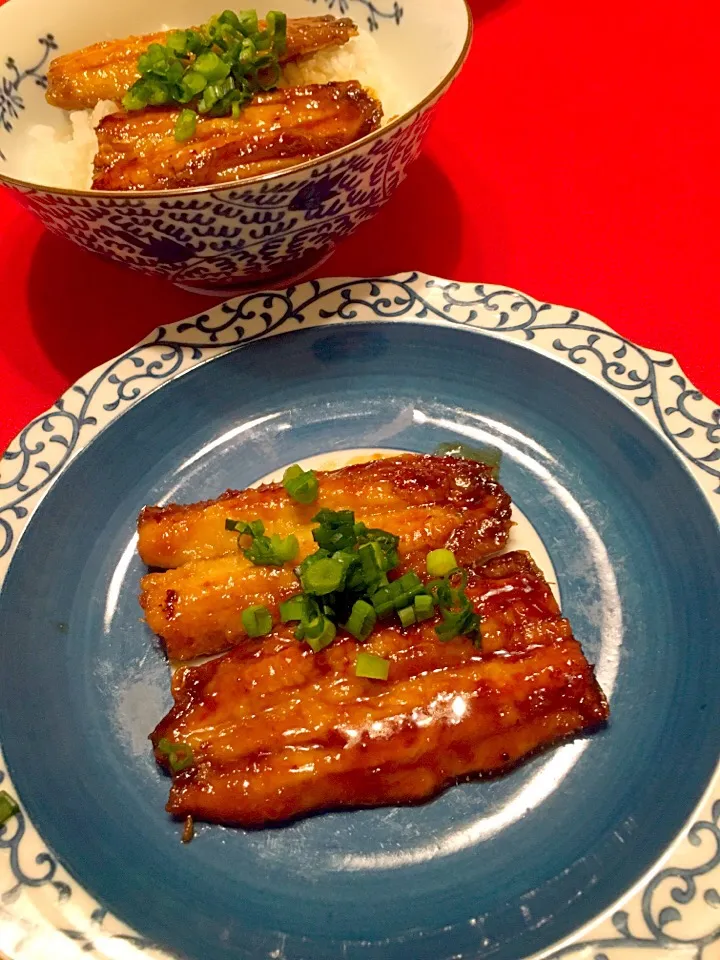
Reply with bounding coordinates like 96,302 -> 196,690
92,82 -> 382,190
151,551 -> 609,826
138,455 -> 513,660
46,16 -> 358,111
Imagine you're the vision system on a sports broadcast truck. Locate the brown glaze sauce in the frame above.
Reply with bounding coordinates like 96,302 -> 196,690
151,551 -> 608,826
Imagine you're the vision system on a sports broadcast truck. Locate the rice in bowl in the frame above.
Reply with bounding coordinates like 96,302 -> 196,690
20,31 -> 406,192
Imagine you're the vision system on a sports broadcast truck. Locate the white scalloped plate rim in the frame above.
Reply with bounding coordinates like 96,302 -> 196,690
0,271 -> 718,960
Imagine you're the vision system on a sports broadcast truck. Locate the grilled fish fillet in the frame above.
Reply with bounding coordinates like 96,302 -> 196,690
46,16 -> 359,111
91,82 -> 382,190
139,455 -> 513,660
138,455 -> 511,569
151,551 -> 608,826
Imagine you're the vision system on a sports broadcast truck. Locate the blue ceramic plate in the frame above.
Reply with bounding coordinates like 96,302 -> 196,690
0,274 -> 719,960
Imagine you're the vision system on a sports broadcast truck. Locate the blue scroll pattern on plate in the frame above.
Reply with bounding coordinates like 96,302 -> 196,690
0,273 -> 718,957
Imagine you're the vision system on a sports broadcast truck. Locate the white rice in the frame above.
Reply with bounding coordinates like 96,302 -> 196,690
281,32 -> 407,120
21,32 -> 405,191
22,99 -> 119,190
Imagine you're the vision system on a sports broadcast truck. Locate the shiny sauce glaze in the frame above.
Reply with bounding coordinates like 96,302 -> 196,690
46,15 -> 359,111
151,551 -> 608,826
92,82 -> 382,190
138,455 -> 513,660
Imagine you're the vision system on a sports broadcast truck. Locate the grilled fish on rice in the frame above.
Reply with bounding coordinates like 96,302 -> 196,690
46,16 -> 359,111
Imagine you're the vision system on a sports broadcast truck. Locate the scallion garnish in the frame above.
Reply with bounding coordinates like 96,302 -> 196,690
436,602 -> 479,642
283,464 -> 319,505
174,107 -> 197,142
256,500 -> 481,654
242,604 -> 274,637
370,571 -> 427,618
299,556 -> 347,596
157,738 -> 195,773
226,517 -> 265,537
311,508 -> 357,552
414,593 -> 435,621
226,517 -> 298,566
355,652 -> 390,681
279,594 -> 310,622
0,790 -> 19,826
123,9 -> 289,141
244,532 -> 299,566
344,599 -> 377,642
300,614 -> 336,652
398,605 -> 416,629
426,548 -> 457,578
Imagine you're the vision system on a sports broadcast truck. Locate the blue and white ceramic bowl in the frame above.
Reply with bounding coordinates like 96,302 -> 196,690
0,273 -> 719,960
0,0 -> 471,292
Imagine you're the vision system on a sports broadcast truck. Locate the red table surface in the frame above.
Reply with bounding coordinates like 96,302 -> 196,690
1,0 -> 718,454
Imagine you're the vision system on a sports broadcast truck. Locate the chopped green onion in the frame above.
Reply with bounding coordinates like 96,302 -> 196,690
369,584 -> 392,614
238,9 -> 260,34
373,599 -> 395,619
194,50 -> 231,81
182,70 -> 208,96
157,738 -> 195,773
398,605 -> 416,629
185,29 -> 206,55
0,790 -> 19,826
174,108 -> 197,142
282,464 -> 319,505
304,616 -> 336,653
356,652 -> 390,681
124,7 -> 289,140
242,604 -> 273,637
225,517 -> 265,537
300,557 -> 346,596
358,540 -> 384,577
426,548 -> 457,577
330,549 -> 359,586
266,10 -> 287,54
414,593 -> 435,621
428,577 -> 454,608
279,594 -> 309,622
254,61 -> 281,90
295,549 -> 328,581
435,600 -> 479,643
166,30 -> 189,55
370,572 -> 427,617
244,532 -> 298,566
122,85 -> 149,111
345,600 -> 377,642
311,508 -> 356,551
361,529 -> 400,570
395,571 -> 425,598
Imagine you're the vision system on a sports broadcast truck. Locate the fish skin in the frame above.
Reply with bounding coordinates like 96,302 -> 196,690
46,16 -> 359,111
91,81 -> 382,190
150,551 -> 608,827
138,455 -> 513,660
138,455 -> 512,569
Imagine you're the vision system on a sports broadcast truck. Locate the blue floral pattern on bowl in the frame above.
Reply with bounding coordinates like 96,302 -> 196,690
307,0 -> 403,32
0,34 -> 56,160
